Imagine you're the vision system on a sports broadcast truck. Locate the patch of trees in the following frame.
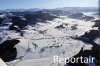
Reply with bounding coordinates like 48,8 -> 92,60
81,30 -> 100,42
70,29 -> 100,66
68,13 -> 94,21
55,24 -> 65,29
73,30 -> 100,44
24,11 -> 57,24
0,17 -> 4,25
0,39 -> 20,62
93,19 -> 100,29
67,45 -> 100,66
81,16 -> 95,21
9,16 -> 27,30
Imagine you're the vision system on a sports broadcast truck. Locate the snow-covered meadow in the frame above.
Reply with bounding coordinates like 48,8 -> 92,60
0,16 -> 96,66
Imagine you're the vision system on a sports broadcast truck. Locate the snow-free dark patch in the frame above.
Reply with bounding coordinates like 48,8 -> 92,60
68,13 -> 95,21
71,29 -> 100,66
74,30 -> 100,44
93,19 -> 100,29
0,39 -> 20,62
0,17 -> 4,25
55,24 -> 65,29
66,44 -> 100,66
11,16 -> 27,30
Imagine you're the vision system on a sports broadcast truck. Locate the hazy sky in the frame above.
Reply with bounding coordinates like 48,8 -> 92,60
0,0 -> 99,9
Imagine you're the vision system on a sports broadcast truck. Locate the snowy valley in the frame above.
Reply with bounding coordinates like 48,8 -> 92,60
0,8 -> 100,66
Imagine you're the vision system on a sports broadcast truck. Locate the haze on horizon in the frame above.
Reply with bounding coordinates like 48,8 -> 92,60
0,0 -> 99,9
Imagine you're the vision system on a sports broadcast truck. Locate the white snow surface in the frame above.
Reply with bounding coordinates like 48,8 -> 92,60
94,38 -> 100,45
0,17 -> 95,66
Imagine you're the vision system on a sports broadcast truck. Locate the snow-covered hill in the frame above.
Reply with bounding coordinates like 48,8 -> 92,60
0,16 -> 97,66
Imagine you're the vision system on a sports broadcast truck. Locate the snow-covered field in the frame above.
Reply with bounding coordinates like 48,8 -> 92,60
0,16 -> 95,66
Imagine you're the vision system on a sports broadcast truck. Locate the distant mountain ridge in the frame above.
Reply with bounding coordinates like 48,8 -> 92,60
55,7 -> 98,12
0,7 -> 98,13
